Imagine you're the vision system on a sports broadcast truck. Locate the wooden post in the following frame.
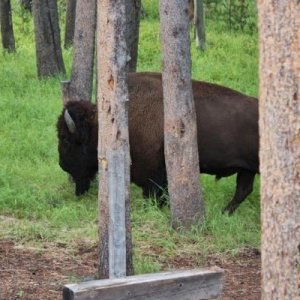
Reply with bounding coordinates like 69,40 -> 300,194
108,150 -> 127,278
63,267 -> 224,300
97,0 -> 133,279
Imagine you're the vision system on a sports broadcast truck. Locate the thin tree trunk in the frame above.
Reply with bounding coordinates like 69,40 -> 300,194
62,0 -> 96,103
32,0 -> 65,78
159,0 -> 204,229
64,0 -> 77,48
194,0 -> 205,50
19,0 -> 32,12
125,0 -> 141,72
258,0 -> 300,299
0,0 -> 16,53
97,0 -> 133,279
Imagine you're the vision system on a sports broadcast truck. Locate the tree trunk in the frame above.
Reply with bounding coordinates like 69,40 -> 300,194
188,0 -> 194,22
32,0 -> 65,78
194,0 -> 205,50
0,0 -> 16,53
125,0 -> 141,72
19,0 -> 32,12
258,1 -> 300,299
64,0 -> 77,48
97,0 -> 133,279
62,0 -> 96,103
159,0 -> 204,229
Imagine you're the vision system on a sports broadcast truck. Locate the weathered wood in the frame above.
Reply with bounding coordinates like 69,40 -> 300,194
97,0 -> 133,279
258,0 -> 300,299
108,150 -> 126,278
159,0 -> 204,229
63,267 -> 223,300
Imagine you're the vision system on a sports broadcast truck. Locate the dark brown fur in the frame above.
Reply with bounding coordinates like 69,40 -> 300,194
57,72 -> 259,214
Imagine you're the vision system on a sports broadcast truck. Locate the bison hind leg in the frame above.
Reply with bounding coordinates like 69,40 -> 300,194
223,170 -> 256,215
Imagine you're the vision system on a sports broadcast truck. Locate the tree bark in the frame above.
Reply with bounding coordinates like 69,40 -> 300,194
97,0 -> 133,279
125,0 -> 141,72
62,0 -> 96,103
194,0 -> 205,50
32,0 -> 65,78
64,0 -> 77,48
258,0 -> 300,299
159,0 -> 204,229
19,0 -> 32,12
0,0 -> 16,53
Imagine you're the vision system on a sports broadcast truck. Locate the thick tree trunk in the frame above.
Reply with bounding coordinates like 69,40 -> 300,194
125,0 -> 141,72
64,0 -> 77,48
32,0 -> 65,78
0,0 -> 16,53
194,0 -> 205,50
97,0 -> 133,279
159,0 -> 204,229
258,1 -> 300,299
62,0 -> 96,103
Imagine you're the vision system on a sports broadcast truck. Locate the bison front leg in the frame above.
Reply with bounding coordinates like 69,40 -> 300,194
142,173 -> 168,206
223,170 -> 256,214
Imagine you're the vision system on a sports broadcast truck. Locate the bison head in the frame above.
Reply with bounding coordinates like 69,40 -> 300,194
57,101 -> 98,196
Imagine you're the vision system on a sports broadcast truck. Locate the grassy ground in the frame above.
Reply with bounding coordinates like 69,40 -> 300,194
0,1 -> 259,274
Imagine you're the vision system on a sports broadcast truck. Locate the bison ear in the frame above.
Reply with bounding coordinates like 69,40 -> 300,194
64,109 -> 76,134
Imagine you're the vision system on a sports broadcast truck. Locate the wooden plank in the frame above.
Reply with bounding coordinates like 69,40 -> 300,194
63,267 -> 223,300
108,150 -> 126,278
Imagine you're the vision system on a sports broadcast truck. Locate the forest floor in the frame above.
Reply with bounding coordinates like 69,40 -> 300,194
0,239 -> 261,300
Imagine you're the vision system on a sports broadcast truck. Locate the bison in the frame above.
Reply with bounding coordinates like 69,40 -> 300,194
57,72 -> 259,214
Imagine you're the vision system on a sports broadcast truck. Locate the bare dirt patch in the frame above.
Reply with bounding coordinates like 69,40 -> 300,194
0,239 -> 260,300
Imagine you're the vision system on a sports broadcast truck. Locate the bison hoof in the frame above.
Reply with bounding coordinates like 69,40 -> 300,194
222,205 -> 236,215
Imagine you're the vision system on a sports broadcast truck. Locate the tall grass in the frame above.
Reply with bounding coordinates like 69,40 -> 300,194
0,0 -> 259,273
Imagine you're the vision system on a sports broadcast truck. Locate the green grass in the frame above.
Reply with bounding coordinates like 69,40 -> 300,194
0,1 -> 260,274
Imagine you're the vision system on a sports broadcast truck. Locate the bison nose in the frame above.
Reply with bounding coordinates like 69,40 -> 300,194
75,180 -> 91,196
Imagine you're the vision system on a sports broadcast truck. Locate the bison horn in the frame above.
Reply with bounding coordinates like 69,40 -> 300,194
64,109 -> 76,134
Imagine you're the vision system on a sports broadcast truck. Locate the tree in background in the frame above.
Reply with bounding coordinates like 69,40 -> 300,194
258,0 -> 300,298
194,0 -> 205,50
64,0 -> 76,49
125,0 -> 141,72
32,0 -> 65,78
188,0 -> 206,50
19,0 -> 32,12
0,0 -> 16,53
61,0 -> 96,103
204,0 -> 256,34
97,0 -> 133,279
159,0 -> 204,229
